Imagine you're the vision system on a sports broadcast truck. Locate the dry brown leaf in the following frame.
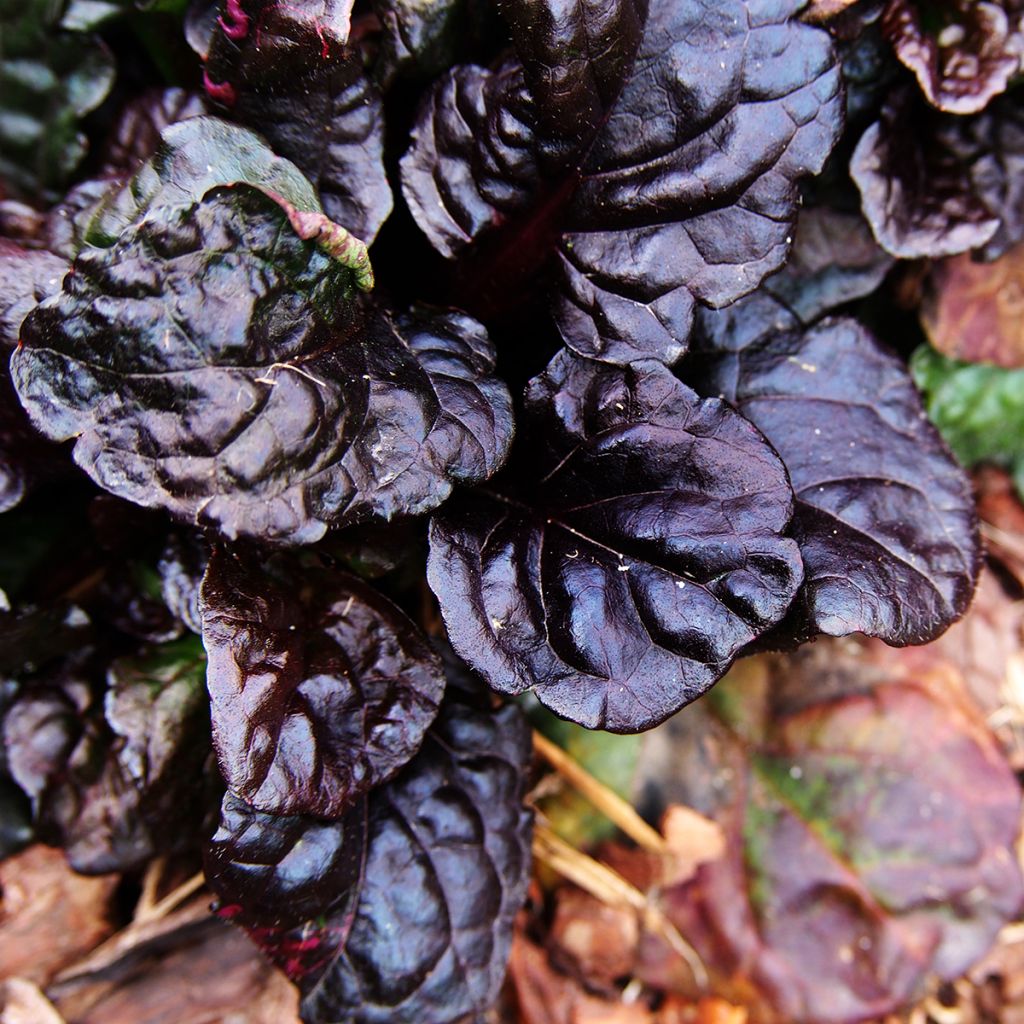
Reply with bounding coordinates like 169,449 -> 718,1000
509,933 -> 654,1024
551,887 -> 640,989
802,0 -> 860,22
659,807 -> 725,888
694,998 -> 748,1024
0,846 -> 118,985
976,466 -> 1024,583
923,244 -> 1024,369
0,978 -> 66,1024
50,917 -> 300,1024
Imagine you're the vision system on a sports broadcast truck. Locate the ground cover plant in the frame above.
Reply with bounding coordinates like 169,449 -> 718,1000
1,0 -> 1024,1021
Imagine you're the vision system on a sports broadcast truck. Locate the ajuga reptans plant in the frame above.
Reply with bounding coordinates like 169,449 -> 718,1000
0,0 -> 1021,1021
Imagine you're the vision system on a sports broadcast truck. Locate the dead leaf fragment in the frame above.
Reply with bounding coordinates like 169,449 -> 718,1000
510,933 -> 653,1024
0,846 -> 117,985
551,888 -> 639,988
0,978 -> 66,1024
923,243 -> 1024,369
51,917 -> 300,1024
659,807 -> 725,888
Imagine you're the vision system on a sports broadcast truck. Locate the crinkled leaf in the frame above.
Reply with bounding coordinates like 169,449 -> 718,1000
689,312 -> 979,645
100,88 -> 208,176
428,350 -> 803,732
912,343 -> 1024,498
402,0 -> 844,364
0,240 -> 68,512
3,637 -> 212,873
0,241 -> 67,349
201,0 -> 392,243
76,116 -> 343,252
373,0 -> 494,88
13,182 -> 512,544
922,240 -> 1024,369
852,89 -> 1024,259
209,693 -> 533,1024
200,547 -> 445,818
882,0 -> 1024,114
648,649 -> 1023,1023
0,1 -> 115,200
207,791 -> 367,929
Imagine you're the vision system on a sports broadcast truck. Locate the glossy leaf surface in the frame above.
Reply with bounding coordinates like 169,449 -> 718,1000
402,0 -> 844,364
429,350 -> 803,732
690,311 -> 979,645
209,694 -> 533,1024
202,0 -> 392,243
200,548 -> 445,818
206,791 -> 368,928
13,182 -> 512,544
651,650 -> 1023,1023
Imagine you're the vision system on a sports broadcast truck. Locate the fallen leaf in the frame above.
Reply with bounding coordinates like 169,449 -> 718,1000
50,916 -> 300,1024
0,846 -> 117,985
0,978 -> 65,1024
803,0 -> 861,22
550,888 -> 639,990
923,236 -> 1024,370
976,465 -> 1024,582
509,933 -> 653,1024
659,807 -> 726,889
632,647 -> 1024,1024
694,998 -> 748,1024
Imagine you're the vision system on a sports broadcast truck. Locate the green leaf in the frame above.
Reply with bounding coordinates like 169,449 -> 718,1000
911,343 -> 1024,497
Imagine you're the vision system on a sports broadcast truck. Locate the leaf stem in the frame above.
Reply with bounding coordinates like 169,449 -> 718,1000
533,730 -> 666,854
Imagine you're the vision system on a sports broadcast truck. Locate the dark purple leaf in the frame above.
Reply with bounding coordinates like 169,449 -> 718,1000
12,157 -> 512,543
3,637 -> 212,873
200,547 -> 445,818
206,791 -> 367,928
209,694 -> 533,1024
0,241 -> 67,349
428,350 -> 803,732
100,87 -> 208,176
882,0 -> 1024,114
94,561 -> 186,644
761,206 -> 894,324
158,532 -> 210,635
202,0 -> 392,243
372,0 -> 497,88
644,645 -> 1023,1023
688,312 -> 980,645
852,88 -> 1024,259
0,603 -> 93,676
402,0 -> 844,364
0,240 -> 69,512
